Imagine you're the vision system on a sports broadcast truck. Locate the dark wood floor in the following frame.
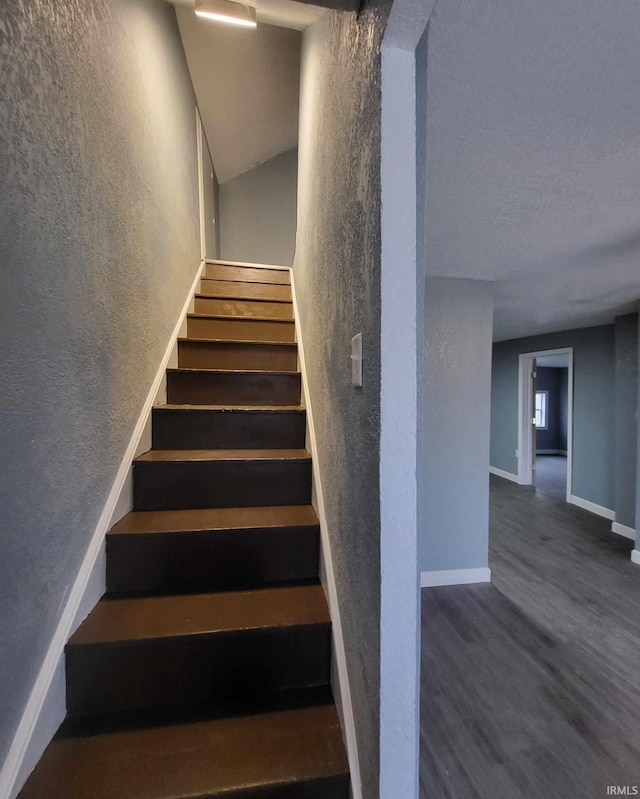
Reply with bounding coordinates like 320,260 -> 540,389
421,456 -> 640,798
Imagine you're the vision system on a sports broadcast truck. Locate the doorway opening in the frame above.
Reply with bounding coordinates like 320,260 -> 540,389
518,347 -> 573,501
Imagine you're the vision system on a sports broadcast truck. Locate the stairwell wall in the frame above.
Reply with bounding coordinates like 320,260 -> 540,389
0,0 -> 200,774
294,4 -> 391,795
219,147 -> 298,266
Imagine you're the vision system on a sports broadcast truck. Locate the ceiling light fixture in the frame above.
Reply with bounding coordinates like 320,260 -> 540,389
195,0 -> 257,27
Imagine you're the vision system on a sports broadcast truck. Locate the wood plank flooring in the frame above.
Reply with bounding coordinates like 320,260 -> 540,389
421,457 -> 640,798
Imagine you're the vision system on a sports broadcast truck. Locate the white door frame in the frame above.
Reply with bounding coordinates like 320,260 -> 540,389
195,107 -> 206,262
518,347 -> 574,501
380,2 -> 436,797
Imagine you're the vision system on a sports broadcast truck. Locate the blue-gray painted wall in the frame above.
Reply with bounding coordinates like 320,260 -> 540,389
614,313 -> 638,529
421,277 -> 494,572
0,0 -> 199,767
491,325 -> 615,509
219,147 -> 298,267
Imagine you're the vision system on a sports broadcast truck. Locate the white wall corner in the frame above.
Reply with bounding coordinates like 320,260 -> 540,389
611,522 -> 637,541
289,268 -> 362,799
420,567 -> 492,588
379,35 -> 422,799
489,466 -> 519,484
568,495 -> 615,521
0,260 -> 205,799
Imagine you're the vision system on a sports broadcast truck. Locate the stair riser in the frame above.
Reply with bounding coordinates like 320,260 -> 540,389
200,279 -> 292,302
152,409 -> 306,449
222,776 -> 350,799
204,263 -> 291,285
187,316 -> 296,343
194,296 -> 294,320
133,459 -> 312,510
167,371 -> 301,406
178,341 -> 297,372
66,626 -> 331,716
106,525 -> 320,594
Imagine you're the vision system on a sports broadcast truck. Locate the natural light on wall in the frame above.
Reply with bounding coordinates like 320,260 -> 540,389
195,0 -> 257,27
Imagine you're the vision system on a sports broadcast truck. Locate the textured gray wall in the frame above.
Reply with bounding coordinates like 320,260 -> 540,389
614,313 -> 638,529
219,148 -> 298,266
535,367 -> 567,452
420,278 -> 493,572
0,0 -> 199,766
295,4 -> 390,794
491,326 -> 616,508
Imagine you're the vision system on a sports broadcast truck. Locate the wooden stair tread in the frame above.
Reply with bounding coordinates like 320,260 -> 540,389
155,403 -> 304,412
200,276 -> 291,287
167,367 -> 299,376
195,292 -> 292,304
110,505 -> 319,535
178,340 -> 296,348
19,705 -> 348,799
188,312 -> 295,323
135,448 -> 310,463
69,585 -> 329,645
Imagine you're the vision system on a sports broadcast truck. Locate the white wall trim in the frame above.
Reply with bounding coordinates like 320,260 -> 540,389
0,260 -> 206,799
421,567 -> 492,588
205,258 -> 290,272
612,522 -> 637,541
568,494 -> 615,521
196,108 -> 207,263
289,268 -> 362,799
489,466 -> 520,484
631,549 -> 640,566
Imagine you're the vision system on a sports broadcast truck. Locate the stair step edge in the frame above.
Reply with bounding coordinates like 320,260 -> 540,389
178,337 -> 297,347
109,506 -> 320,536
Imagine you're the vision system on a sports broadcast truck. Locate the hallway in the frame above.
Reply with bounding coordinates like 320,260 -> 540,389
420,473 -> 640,798
533,454 -> 567,500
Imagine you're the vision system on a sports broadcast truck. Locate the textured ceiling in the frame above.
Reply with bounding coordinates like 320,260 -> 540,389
424,0 -> 640,341
175,5 -> 302,183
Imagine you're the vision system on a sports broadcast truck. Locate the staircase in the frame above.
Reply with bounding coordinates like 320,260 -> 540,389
20,262 -> 350,799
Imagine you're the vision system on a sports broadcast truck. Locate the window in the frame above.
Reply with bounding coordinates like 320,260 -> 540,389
535,390 -> 549,429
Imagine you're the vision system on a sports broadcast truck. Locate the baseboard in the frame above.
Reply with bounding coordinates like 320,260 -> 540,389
421,567 -> 492,588
568,494 -> 615,521
611,522 -> 637,541
489,466 -> 519,484
631,550 -> 640,566
289,268 -> 361,799
205,258 -> 290,271
0,260 -> 205,799
536,449 -> 567,456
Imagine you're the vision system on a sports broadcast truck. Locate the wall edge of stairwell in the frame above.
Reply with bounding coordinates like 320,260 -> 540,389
289,268 -> 363,799
0,260 -> 206,799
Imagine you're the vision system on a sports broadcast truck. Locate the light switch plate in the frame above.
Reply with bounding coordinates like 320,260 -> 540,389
351,333 -> 363,388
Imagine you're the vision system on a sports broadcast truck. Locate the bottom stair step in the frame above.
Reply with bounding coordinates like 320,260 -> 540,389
19,704 -> 350,799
